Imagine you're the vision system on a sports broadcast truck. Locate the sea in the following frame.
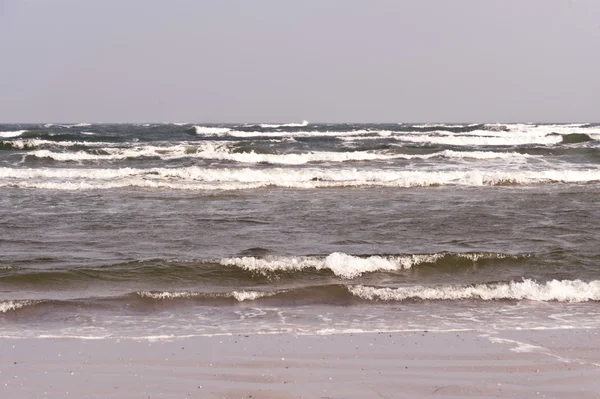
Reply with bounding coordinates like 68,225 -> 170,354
1,121 -> 599,340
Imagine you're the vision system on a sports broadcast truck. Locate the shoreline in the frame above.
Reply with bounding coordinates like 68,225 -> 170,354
2,329 -> 599,398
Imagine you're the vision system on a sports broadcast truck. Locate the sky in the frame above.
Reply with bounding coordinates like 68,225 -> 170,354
1,0 -> 599,123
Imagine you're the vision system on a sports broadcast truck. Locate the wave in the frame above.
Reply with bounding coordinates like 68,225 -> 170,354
259,120 -> 309,128
59,123 -> 92,128
0,130 -> 27,138
2,139 -> 121,150
0,300 -> 38,313
220,252 -> 523,279
502,123 -> 600,136
407,123 -> 600,136
0,253 -> 526,289
412,124 -> 471,129
193,126 -> 231,135
5,279 -> 597,316
1,166 -> 598,190
388,133 -> 563,146
349,279 -> 600,302
23,145 -> 403,164
21,144 -> 536,164
137,290 -> 273,302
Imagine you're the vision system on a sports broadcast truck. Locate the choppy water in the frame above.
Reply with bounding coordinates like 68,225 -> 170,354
1,122 -> 599,339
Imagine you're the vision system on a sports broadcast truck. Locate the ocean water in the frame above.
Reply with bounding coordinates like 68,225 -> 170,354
1,122 -> 599,339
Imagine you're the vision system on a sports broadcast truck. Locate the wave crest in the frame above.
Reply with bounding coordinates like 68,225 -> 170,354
259,120 -> 309,128
137,290 -> 272,302
0,130 -> 27,138
221,252 -> 522,279
193,126 -> 231,135
0,300 -> 38,313
349,279 -> 600,302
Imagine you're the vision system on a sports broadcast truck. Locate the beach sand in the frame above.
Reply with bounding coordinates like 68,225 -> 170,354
2,329 -> 600,399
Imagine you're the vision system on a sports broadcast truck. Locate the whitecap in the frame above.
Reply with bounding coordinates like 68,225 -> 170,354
260,120 -> 309,128
349,279 -> 600,302
0,130 -> 27,138
220,252 -> 517,279
193,126 -> 231,135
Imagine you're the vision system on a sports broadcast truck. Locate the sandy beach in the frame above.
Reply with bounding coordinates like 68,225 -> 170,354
2,329 -> 599,399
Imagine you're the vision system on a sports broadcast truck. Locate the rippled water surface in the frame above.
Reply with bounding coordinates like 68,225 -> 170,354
1,122 -> 599,338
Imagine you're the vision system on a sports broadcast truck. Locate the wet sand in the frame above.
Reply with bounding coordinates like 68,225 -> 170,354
2,329 -> 600,399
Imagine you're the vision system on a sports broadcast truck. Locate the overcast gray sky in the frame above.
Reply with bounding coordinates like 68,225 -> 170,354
1,0 -> 599,123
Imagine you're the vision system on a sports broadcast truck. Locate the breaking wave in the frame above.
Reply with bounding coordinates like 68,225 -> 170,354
220,252 -> 523,279
384,133 -> 563,146
193,126 -> 231,135
21,144 -> 535,164
349,279 -> 600,302
259,120 -> 309,128
1,139 -> 112,149
137,290 -> 273,302
1,166 -> 598,190
0,300 -> 38,313
0,130 -> 27,138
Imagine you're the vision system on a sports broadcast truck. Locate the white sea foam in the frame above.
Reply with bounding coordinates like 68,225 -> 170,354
230,290 -> 272,301
1,166 -> 598,190
502,123 -> 600,136
349,279 -> 600,302
24,143 -> 440,164
391,133 -> 563,146
5,139 -> 121,149
193,126 -> 231,135
411,123 -> 600,136
25,144 -> 401,164
0,300 -> 36,313
412,124 -> 468,128
137,290 -> 271,301
220,252 -> 514,279
24,144 -> 535,163
138,291 -> 199,299
0,130 -> 27,138
260,120 -> 309,128
59,123 -> 92,128
437,150 -> 533,159
487,337 -> 545,353
207,129 -> 375,138
339,124 -> 600,145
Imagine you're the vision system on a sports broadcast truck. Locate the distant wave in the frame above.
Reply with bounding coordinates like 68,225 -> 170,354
501,123 -> 600,136
1,139 -> 114,150
412,124 -> 470,129
193,126 -> 231,135
259,120 -> 309,128
1,166 -> 598,190
21,143 -> 535,164
60,123 -> 92,128
358,133 -> 564,146
0,130 -> 27,138
197,129 -> 367,138
349,279 -> 600,302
